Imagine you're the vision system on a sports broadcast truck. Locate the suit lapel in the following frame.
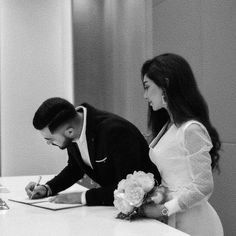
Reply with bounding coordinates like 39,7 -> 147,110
68,142 -> 96,179
86,133 -> 96,170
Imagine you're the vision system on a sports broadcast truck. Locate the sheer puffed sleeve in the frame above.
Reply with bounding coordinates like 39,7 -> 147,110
164,123 -> 214,216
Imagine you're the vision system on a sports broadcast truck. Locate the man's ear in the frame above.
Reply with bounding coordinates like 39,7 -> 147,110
64,127 -> 74,138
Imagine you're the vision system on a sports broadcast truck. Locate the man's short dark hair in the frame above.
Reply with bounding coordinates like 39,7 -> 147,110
33,97 -> 77,132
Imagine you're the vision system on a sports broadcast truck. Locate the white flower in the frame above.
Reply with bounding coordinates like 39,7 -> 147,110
114,171 -> 157,215
117,179 -> 126,191
131,171 -> 155,193
151,192 -> 164,204
124,183 -> 145,207
113,193 -> 134,214
150,186 -> 166,204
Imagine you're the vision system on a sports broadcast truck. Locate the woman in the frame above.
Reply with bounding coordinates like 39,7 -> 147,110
140,53 -> 223,235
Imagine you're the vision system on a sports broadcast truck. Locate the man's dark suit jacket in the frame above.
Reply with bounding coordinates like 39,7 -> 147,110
46,103 -> 161,206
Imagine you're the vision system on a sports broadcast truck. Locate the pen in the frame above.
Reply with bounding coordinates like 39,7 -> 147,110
30,176 -> 42,199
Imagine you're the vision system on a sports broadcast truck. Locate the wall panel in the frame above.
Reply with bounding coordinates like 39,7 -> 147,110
152,0 -> 236,234
0,0 -> 73,176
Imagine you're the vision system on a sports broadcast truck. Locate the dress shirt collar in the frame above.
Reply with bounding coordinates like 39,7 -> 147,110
74,106 -> 87,143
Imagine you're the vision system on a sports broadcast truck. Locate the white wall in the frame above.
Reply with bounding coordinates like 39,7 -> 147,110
0,0 -> 73,176
152,0 -> 236,234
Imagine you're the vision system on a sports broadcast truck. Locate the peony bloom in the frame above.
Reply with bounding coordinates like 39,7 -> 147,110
114,193 -> 134,214
114,171 -> 164,220
131,171 -> 155,193
124,184 -> 145,207
151,191 -> 164,204
117,179 -> 126,192
149,186 -> 166,204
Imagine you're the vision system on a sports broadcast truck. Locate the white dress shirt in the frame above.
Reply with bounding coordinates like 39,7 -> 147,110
74,106 -> 92,169
73,106 -> 92,204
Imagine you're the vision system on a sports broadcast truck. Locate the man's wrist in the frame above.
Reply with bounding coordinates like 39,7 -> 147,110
41,184 -> 52,197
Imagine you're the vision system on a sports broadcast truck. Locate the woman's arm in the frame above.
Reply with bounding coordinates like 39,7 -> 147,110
142,123 -> 214,218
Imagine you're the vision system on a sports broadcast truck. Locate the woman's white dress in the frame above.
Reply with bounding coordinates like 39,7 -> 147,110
149,120 -> 223,236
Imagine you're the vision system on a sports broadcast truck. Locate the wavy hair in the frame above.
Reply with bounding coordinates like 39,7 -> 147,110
141,53 -> 221,171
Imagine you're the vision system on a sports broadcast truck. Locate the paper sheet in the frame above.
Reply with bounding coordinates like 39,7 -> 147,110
8,197 -> 82,210
8,183 -> 87,211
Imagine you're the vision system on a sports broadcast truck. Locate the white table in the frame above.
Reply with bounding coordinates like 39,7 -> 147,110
0,175 -> 189,236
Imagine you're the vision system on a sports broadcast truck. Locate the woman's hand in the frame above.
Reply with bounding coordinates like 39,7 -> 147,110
139,203 -> 168,224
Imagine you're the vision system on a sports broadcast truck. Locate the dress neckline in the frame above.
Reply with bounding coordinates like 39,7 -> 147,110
149,120 -> 173,149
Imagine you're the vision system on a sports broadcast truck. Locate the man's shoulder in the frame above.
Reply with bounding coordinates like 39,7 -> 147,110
80,103 -> 140,133
80,103 -> 128,124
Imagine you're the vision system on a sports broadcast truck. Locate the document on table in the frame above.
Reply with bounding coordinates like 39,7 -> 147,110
8,197 -> 82,210
8,183 -> 87,210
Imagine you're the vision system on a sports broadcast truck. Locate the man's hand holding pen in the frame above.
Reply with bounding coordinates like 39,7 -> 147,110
25,176 -> 48,199
25,176 -> 83,204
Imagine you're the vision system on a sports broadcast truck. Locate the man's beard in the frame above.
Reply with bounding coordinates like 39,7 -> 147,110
52,137 -> 73,150
60,137 -> 74,149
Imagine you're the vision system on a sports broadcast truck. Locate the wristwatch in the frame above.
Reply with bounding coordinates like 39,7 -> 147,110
161,206 -> 169,216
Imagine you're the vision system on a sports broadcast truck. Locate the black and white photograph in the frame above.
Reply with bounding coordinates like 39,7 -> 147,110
0,1 -> 235,235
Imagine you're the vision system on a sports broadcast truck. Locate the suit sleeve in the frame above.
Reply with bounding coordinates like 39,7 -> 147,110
46,151 -> 85,195
85,125 -> 144,206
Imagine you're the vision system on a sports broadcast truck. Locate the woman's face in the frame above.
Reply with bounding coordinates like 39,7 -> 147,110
143,75 -> 164,111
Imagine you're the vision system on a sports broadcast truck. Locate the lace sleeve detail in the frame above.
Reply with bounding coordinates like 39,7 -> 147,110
177,123 -> 214,210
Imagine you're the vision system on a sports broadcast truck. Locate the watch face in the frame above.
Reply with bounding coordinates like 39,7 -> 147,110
161,207 -> 168,216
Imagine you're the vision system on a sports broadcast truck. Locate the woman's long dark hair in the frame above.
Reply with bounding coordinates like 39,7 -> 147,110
141,53 -> 221,171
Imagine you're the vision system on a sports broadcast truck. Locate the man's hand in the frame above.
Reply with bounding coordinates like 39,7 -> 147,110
25,182 -> 47,199
50,192 -> 82,204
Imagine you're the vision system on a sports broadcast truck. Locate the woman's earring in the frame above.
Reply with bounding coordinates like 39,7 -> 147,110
162,95 -> 167,106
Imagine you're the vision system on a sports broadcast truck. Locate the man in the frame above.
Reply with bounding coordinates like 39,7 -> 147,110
25,97 -> 161,206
